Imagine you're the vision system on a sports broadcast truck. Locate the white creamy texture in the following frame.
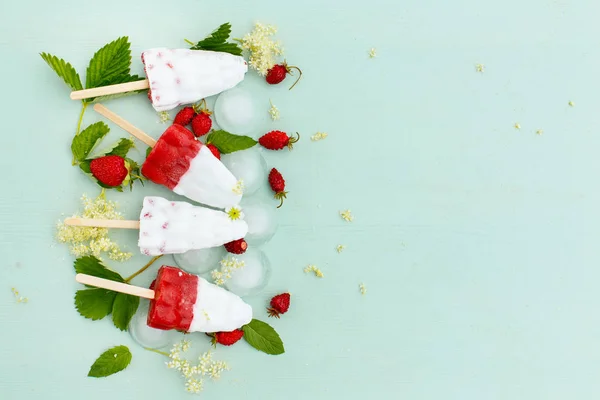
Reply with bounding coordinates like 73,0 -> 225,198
138,196 -> 248,256
142,48 -> 248,112
174,145 -> 242,209
189,276 -> 253,333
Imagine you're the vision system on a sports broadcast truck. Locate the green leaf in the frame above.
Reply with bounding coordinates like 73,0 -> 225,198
242,319 -> 285,355
206,130 -> 257,154
75,289 -> 117,320
190,22 -> 243,56
40,52 -> 83,91
74,256 -> 124,283
111,293 -> 139,331
96,138 -> 135,158
86,37 -> 134,89
79,160 -> 91,174
71,122 -> 110,163
145,147 -> 152,158
88,346 -> 132,378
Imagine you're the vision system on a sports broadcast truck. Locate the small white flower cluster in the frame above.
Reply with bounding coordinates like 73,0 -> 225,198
240,22 -> 284,75
369,48 -> 377,58
269,100 -> 280,121
311,132 -> 328,141
56,193 -> 132,261
11,287 -> 28,303
304,264 -> 324,278
340,209 -> 354,222
359,283 -> 367,296
336,245 -> 345,253
475,63 -> 485,73
166,340 -> 230,394
211,255 -> 245,286
232,180 -> 244,195
158,111 -> 170,124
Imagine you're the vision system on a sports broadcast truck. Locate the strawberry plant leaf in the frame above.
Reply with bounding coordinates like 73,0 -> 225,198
88,345 -> 132,378
242,319 -> 285,355
40,52 -> 83,91
74,256 -> 124,283
85,37 -> 135,89
97,138 -> 136,158
72,122 -> 110,163
111,293 -> 139,331
189,22 -> 243,56
75,289 -> 117,321
206,130 -> 257,154
145,147 -> 152,158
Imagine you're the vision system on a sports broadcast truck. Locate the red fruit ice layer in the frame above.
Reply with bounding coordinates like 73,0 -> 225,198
147,265 -> 199,331
141,125 -> 202,189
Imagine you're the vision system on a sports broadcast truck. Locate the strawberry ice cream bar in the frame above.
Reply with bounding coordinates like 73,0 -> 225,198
148,265 -> 252,332
141,124 -> 242,209
141,48 -> 247,112
139,196 -> 247,256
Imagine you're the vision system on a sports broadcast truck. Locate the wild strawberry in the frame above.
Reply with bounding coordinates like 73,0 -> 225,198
224,238 -> 247,254
268,168 -> 288,208
173,106 -> 196,126
206,144 -> 221,160
266,61 -> 303,90
209,329 -> 244,346
259,130 -> 300,150
267,293 -> 290,318
191,111 -> 212,137
90,155 -> 129,187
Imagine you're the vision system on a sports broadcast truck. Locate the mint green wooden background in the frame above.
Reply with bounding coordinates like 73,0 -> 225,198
2,0 -> 599,398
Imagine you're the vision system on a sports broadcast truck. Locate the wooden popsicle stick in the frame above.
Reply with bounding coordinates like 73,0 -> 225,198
76,274 -> 155,299
70,79 -> 150,100
64,217 -> 140,229
93,104 -> 157,148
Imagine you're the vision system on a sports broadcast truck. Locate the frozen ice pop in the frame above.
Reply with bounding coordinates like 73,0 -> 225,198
93,104 -> 242,209
64,196 -> 248,256
76,266 -> 253,333
70,49 -> 248,112
147,265 -> 252,332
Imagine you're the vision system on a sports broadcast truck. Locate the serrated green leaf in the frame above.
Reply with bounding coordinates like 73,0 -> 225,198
71,122 -> 110,163
145,147 -> 152,158
75,289 -> 117,321
88,345 -> 132,378
74,256 -> 124,283
206,130 -> 257,154
40,52 -> 83,91
95,138 -> 135,158
242,319 -> 285,355
190,23 -> 243,56
79,160 -> 91,174
111,293 -> 139,331
86,37 -> 133,89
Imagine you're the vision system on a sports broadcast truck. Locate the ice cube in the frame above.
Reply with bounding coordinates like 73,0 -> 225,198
225,248 -> 272,297
174,246 -> 227,274
213,87 -> 257,135
241,199 -> 278,245
221,148 -> 267,196
129,300 -> 176,349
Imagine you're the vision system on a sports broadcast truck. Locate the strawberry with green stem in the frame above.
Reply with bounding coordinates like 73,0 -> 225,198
266,61 -> 303,90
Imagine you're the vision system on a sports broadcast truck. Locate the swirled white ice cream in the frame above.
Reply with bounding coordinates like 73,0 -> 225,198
138,196 -> 247,256
141,48 -> 248,112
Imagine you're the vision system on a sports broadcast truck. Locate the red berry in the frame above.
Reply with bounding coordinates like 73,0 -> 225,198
224,238 -> 247,254
267,293 -> 291,318
212,329 -> 244,346
268,168 -> 288,208
90,155 -> 129,187
173,106 -> 196,126
206,144 -> 220,160
259,130 -> 300,150
266,61 -> 303,90
191,112 -> 212,137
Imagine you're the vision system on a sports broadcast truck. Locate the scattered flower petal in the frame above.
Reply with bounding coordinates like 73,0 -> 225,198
268,100 -> 280,121
11,287 -> 28,303
359,283 -> 367,295
311,132 -> 328,141
211,255 -> 245,286
158,111 -> 170,124
336,245 -> 345,253
232,180 -> 244,195
536,129 -> 544,136
475,63 -> 485,73
369,48 -> 377,58
514,123 -> 521,130
340,209 -> 354,222
304,264 -> 324,278
569,100 -> 575,107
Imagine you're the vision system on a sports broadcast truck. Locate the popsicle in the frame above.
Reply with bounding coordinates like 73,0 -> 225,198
76,265 -> 253,332
65,196 -> 248,256
93,104 -> 242,209
70,49 -> 248,111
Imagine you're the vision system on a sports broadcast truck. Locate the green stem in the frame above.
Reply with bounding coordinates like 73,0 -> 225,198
144,347 -> 169,357
72,102 -> 88,165
184,39 -> 195,46
232,38 -> 243,43
124,255 -> 163,283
